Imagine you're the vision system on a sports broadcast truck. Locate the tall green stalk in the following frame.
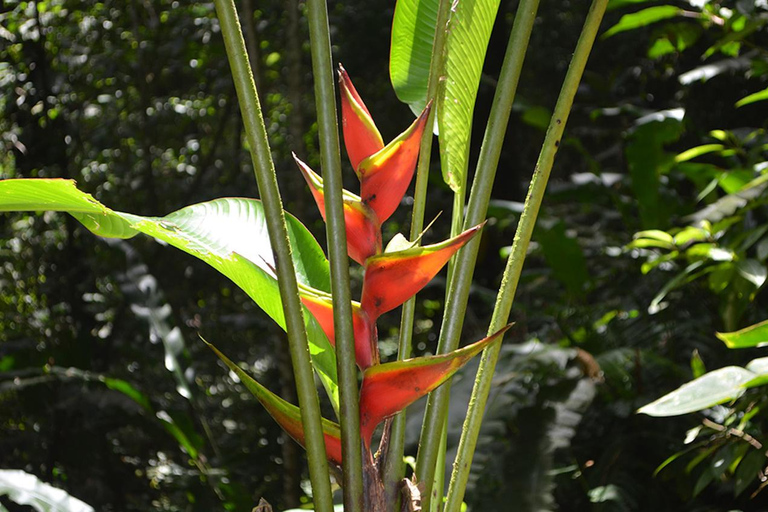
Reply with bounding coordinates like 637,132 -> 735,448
413,0 -> 540,508
382,0 -> 453,505
443,0 -> 609,510
212,1 -> 334,510
305,1 -> 364,510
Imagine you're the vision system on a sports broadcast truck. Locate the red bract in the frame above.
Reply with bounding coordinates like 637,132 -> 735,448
360,224 -> 484,321
299,285 -> 379,369
206,341 -> 343,466
357,104 -> 431,223
358,324 -> 513,447
294,154 -> 382,265
339,64 -> 385,171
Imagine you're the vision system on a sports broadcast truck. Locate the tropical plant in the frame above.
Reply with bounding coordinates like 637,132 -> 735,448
0,0 -> 612,510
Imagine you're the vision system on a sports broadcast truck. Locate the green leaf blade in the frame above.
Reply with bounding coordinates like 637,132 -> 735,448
716,319 -> 768,348
602,6 -> 681,38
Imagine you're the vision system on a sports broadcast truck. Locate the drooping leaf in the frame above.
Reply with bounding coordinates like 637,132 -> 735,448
602,6 -> 682,38
716,319 -> 768,348
0,469 -> 94,512
0,179 -> 339,410
361,224 -> 483,320
359,324 -> 512,446
438,0 -> 501,192
637,366 -> 756,416
205,341 -> 343,466
338,65 -> 385,170
390,0 -> 438,115
294,155 -> 383,265
299,285 -> 379,369
357,104 -> 431,223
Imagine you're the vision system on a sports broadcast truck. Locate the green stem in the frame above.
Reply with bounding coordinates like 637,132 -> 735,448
382,0 -> 453,506
212,1 -> 334,510
414,0 -> 541,508
443,0 -> 609,510
305,1 -> 364,510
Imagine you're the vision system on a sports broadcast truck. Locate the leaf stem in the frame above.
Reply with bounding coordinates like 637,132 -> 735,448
443,0 -> 609,510
305,0 -> 364,509
212,1 -> 334,510
413,0 -> 542,508
382,0 -> 453,505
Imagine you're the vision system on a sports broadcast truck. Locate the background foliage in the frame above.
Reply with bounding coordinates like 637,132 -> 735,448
1,0 -> 768,510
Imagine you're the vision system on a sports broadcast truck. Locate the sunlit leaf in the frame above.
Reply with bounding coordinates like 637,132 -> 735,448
674,144 -> 725,163
438,0 -> 501,191
602,6 -> 681,38
716,319 -> 768,348
0,469 -> 94,512
736,259 -> 767,288
736,87 -> 768,108
0,179 -> 339,410
390,0 -> 438,115
638,366 -> 756,416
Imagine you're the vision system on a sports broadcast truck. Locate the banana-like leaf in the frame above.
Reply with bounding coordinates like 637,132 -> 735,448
438,0 -> 501,192
0,179 -> 339,411
359,324 -> 512,446
357,104 -> 431,223
339,64 -> 385,171
299,285 -> 379,369
294,155 -> 382,265
205,341 -> 343,466
0,469 -> 94,512
361,224 -> 483,320
390,0 -> 439,116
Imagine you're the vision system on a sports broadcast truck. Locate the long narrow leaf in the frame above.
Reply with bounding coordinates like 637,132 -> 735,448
206,341 -> 343,466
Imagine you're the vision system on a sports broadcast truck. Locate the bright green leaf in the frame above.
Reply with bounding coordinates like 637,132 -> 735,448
602,6 -> 682,38
736,87 -> 768,108
638,366 -> 756,416
674,144 -> 725,163
716,319 -> 768,348
438,0 -> 501,191
390,0 -> 438,115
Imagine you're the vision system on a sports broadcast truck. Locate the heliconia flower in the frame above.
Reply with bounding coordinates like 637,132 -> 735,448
299,284 -> 379,369
360,224 -> 484,321
359,324 -> 513,447
356,104 -> 431,223
338,64 -> 385,171
293,154 -> 382,265
205,340 -> 343,466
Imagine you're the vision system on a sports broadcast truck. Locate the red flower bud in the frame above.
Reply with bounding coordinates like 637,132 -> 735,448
299,285 -> 379,369
357,103 -> 431,223
294,154 -> 382,265
361,224 -> 483,321
339,64 -> 385,171
359,324 -> 512,447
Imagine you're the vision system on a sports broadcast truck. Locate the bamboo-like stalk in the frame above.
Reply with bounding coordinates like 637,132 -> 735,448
305,1 -> 365,510
413,0 -> 541,508
382,0 -> 453,506
443,1 -> 610,510
212,1 -> 334,511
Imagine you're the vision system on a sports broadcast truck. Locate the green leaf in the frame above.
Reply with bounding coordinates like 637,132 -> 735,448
538,222 -> 590,295
674,144 -> 725,163
390,0 -> 439,115
716,319 -> 768,348
438,0 -> 501,191
0,469 -> 94,512
736,87 -> 768,108
736,259 -> 767,288
734,449 -> 765,496
602,6 -> 682,38
0,179 -> 339,410
638,366 -> 756,416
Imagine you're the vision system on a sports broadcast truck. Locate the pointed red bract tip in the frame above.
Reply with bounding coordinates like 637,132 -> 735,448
293,154 -> 383,264
360,223 -> 483,321
359,324 -> 513,447
339,65 -> 385,171
299,289 -> 380,369
357,103 -> 431,223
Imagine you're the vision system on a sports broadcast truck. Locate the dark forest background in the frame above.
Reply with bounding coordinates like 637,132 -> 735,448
2,0 -> 768,510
